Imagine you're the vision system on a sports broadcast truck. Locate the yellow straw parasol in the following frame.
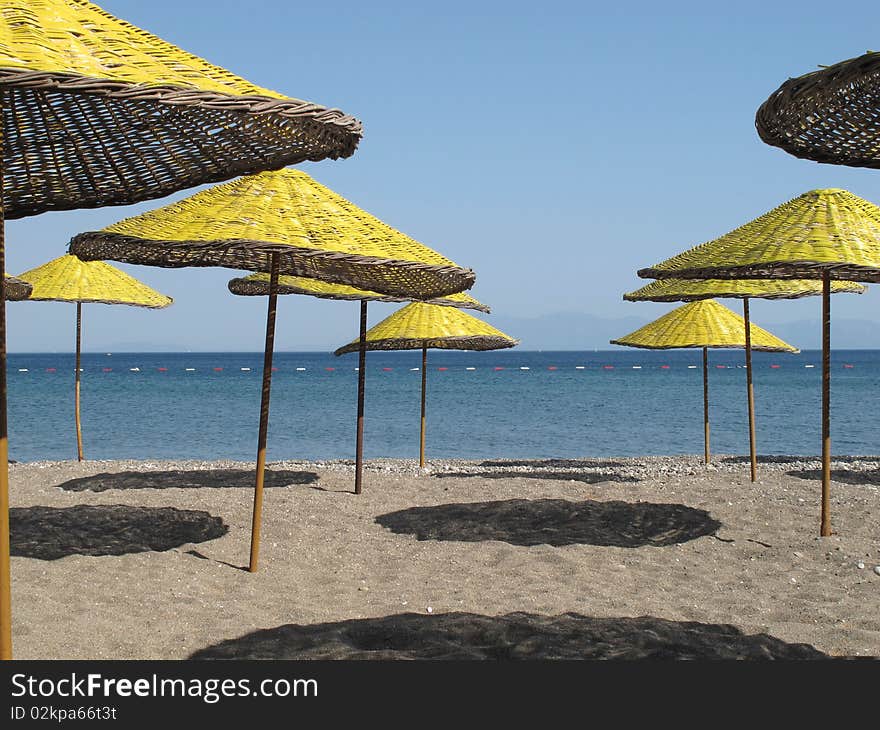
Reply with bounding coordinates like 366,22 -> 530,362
15,254 -> 171,461
638,188 -> 880,536
0,0 -> 362,659
624,278 -> 865,481
3,275 -> 30,302
611,300 -> 798,464
70,169 -> 477,572
335,302 -> 518,468
756,51 -> 880,169
229,274 -> 489,495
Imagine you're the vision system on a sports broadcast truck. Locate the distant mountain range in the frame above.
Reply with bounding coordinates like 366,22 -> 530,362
17,312 -> 880,352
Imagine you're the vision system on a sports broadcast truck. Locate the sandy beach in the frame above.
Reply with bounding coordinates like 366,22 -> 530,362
7,455 -> 879,659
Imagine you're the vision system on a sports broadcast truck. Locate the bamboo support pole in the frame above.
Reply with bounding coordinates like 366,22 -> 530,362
703,346 -> 710,464
743,298 -> 757,482
75,303 -> 84,462
821,272 -> 832,537
0,94 -> 12,660
354,301 -> 367,495
248,253 -> 280,573
419,345 -> 428,468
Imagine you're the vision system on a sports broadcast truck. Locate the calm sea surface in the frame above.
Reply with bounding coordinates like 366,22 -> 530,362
7,349 -> 880,462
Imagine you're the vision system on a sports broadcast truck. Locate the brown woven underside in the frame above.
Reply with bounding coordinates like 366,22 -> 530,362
70,232 -> 475,301
609,340 -> 794,353
755,52 -> 880,169
227,277 -> 490,313
334,335 -> 518,356
4,279 -> 31,301
625,291 -> 828,302
0,70 -> 362,219
638,262 -> 880,283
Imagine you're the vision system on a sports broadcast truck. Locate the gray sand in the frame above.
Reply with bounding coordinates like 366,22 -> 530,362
8,455 -> 880,658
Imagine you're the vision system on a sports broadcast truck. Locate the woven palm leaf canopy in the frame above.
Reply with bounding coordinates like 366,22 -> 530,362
3,275 -> 29,302
70,170 -> 474,299
70,168 -> 476,573
624,278 -> 865,482
0,0 -> 363,660
335,302 -> 518,469
756,51 -> 880,169
639,188 -> 880,537
15,254 -> 171,461
229,273 -> 488,495
611,300 -> 798,465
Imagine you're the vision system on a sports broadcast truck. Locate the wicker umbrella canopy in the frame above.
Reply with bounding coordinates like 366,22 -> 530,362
228,273 -> 489,312
624,277 -> 865,482
0,0 -> 363,660
17,254 -> 172,308
0,0 -> 362,219
71,169 -> 474,300
335,302 -> 517,355
638,189 -> 880,283
229,274 -> 488,495
3,275 -> 29,302
15,254 -> 171,461
638,189 -> 880,537
611,300 -> 797,466
335,302 -> 518,468
624,278 -> 866,302
756,51 -> 880,169
610,300 -> 797,353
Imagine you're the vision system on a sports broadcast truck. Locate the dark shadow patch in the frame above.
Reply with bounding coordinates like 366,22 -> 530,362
376,498 -> 720,547
479,459 -> 625,469
787,469 -> 880,486
723,455 -> 876,466
190,611 -> 827,660
57,469 -> 318,492
11,505 -> 228,560
434,471 -> 639,484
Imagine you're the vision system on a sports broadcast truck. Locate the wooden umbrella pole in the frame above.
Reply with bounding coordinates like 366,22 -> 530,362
703,346 -> 710,464
75,303 -> 84,462
0,98 -> 12,660
821,272 -> 831,537
354,301 -> 368,495
743,298 -> 757,482
419,345 -> 428,468
248,252 -> 280,573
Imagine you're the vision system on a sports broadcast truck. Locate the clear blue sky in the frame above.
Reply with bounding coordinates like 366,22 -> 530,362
8,0 -> 880,351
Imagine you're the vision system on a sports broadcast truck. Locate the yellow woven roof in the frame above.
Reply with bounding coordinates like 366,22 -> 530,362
227,273 -> 490,313
4,274 -> 31,301
625,278 -> 867,302
70,169 -> 475,300
639,189 -> 880,282
610,300 -> 798,352
334,302 -> 518,355
0,0 -> 361,219
16,255 -> 172,308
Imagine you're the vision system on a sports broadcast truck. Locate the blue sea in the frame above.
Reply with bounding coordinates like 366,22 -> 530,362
7,349 -> 880,463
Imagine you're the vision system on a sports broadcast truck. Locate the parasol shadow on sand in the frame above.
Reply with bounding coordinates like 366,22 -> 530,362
335,302 -> 518,469
638,188 -> 880,537
228,274 -> 489,496
432,470 -> 640,484
10,504 -> 227,560
0,0 -> 364,658
189,611 -> 827,660
55,469 -> 318,492
70,169 -> 478,574
14,254 -> 172,461
623,278 -> 863,481
376,498 -> 721,548
611,300 -> 798,465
